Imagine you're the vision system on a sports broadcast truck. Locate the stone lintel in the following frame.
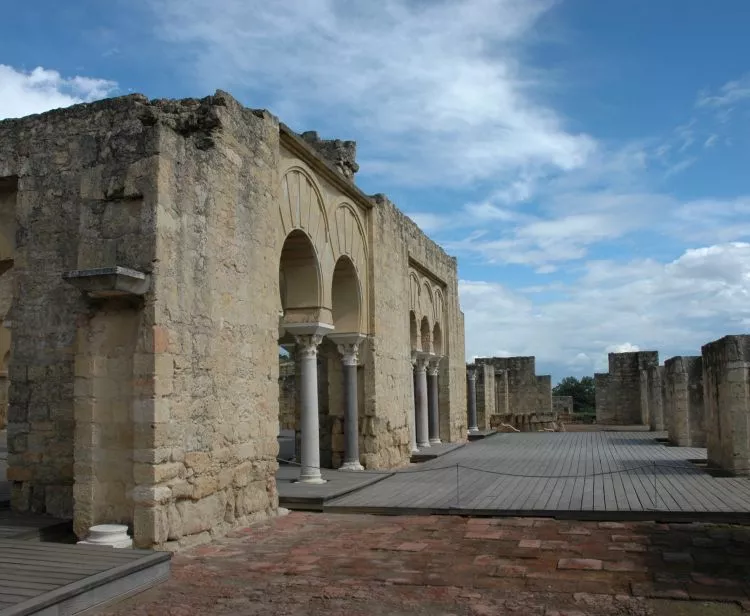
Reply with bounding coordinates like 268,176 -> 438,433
62,266 -> 150,298
327,332 -> 366,347
282,322 -> 335,338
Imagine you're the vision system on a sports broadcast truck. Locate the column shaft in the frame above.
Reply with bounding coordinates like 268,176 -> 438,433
296,335 -> 325,484
428,360 -> 441,444
467,370 -> 479,432
415,358 -> 430,448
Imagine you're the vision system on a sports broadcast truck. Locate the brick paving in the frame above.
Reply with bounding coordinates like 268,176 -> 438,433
101,512 -> 750,616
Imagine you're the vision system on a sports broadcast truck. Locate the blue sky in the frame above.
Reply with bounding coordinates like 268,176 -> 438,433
2,0 -> 749,382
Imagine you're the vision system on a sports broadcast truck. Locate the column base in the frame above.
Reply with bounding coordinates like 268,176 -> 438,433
339,461 -> 364,471
468,427 -> 479,434
429,438 -> 442,444
296,471 -> 328,485
411,446 -> 420,454
417,441 -> 431,448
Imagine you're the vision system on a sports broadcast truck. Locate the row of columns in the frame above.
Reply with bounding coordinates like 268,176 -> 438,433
411,353 -> 443,450
286,324 -> 365,484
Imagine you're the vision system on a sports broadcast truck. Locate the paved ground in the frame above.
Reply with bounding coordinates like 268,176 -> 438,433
100,512 -> 750,616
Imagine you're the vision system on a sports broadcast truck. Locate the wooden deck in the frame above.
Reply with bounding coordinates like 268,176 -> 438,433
277,464 -> 393,511
410,442 -> 465,463
0,540 -> 170,616
327,431 -> 750,522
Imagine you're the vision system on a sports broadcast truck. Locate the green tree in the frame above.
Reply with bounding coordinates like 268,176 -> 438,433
553,376 -> 596,415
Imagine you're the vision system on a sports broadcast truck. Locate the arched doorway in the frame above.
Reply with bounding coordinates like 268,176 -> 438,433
328,256 -> 365,470
277,230 -> 332,484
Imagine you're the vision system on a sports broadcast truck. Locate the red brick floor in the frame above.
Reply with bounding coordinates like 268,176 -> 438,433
102,513 -> 750,616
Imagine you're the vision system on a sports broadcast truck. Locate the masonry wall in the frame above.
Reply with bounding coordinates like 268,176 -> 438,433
536,375 -> 552,414
646,365 -> 665,432
553,396 -> 573,415
702,335 -> 750,475
474,363 -> 495,431
595,352 -> 658,425
0,178 -> 14,429
476,356 -> 540,415
664,356 -> 705,447
495,370 -> 509,415
0,96 -> 162,521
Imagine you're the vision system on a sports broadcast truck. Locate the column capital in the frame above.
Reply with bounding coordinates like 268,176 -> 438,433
427,357 -> 442,377
329,333 -> 366,367
294,334 -> 324,359
467,367 -> 478,382
414,353 -> 432,372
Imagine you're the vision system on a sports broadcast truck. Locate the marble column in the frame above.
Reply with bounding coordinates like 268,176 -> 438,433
427,357 -> 441,444
409,353 -> 419,453
415,354 -> 430,448
294,333 -> 326,483
331,334 -> 366,471
467,367 -> 479,433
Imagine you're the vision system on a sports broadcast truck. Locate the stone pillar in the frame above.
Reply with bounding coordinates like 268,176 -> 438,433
409,354 -> 418,453
427,357 -> 441,444
414,354 -> 430,448
467,367 -> 479,433
285,322 -> 334,484
330,334 -> 365,471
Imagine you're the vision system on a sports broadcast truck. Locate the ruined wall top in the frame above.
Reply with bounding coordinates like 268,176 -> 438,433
299,131 -> 359,181
607,351 -> 659,373
475,356 -> 536,375
702,334 -> 750,363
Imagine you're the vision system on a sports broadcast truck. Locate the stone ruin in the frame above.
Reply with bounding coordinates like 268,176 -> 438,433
466,356 -> 558,432
594,334 -> 750,477
0,90 -> 468,550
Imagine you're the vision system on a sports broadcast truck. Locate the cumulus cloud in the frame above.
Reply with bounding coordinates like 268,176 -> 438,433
461,242 -> 750,377
148,0 -> 596,188
0,65 -> 117,120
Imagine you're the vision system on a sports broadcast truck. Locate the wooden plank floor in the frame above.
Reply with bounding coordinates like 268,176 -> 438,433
326,431 -> 750,521
0,540 -> 170,615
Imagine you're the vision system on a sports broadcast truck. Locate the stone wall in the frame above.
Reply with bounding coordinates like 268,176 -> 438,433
476,356 -> 541,415
553,396 -> 573,414
594,352 -> 658,425
0,177 -> 12,429
664,356 -> 705,447
2,90 -> 466,549
645,365 -> 665,432
702,335 -> 750,475
536,375 -> 552,414
474,363 -> 495,431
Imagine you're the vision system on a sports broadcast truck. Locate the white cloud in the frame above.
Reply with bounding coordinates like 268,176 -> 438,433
461,242 -> 750,377
148,0 -> 596,188
697,74 -> 750,109
0,65 -> 117,120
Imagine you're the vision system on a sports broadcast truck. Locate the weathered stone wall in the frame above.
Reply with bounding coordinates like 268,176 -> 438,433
552,396 -> 573,414
0,178 -> 13,429
664,356 -> 705,447
594,373 -> 611,423
536,375 -> 552,413
0,95 -> 165,522
2,90 -> 466,549
646,365 -> 665,432
474,363 -> 495,431
278,360 -> 296,431
495,369 -> 509,415
702,335 -> 750,475
476,356 -> 540,415
594,352 -> 658,425
639,369 -> 650,426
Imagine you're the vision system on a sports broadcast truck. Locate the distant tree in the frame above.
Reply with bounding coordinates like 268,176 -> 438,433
553,376 -> 596,415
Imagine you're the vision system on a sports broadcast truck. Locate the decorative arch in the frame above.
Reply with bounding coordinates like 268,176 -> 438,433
409,311 -> 419,351
433,287 -> 444,327
420,281 -> 434,325
432,323 -> 443,356
279,167 -> 331,247
278,230 -> 323,323
409,273 -> 420,313
331,255 -> 361,332
420,316 -> 432,355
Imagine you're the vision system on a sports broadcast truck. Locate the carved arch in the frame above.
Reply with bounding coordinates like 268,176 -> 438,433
279,167 -> 331,246
409,272 -> 420,313
420,281 -> 434,329
433,287 -> 445,327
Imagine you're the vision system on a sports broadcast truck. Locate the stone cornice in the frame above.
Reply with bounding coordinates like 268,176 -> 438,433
279,124 -> 374,210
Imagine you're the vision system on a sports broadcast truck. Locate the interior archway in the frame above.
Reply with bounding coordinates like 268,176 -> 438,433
331,256 -> 361,333
420,317 -> 432,355
432,323 -> 443,356
278,230 -> 321,325
409,311 -> 419,351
